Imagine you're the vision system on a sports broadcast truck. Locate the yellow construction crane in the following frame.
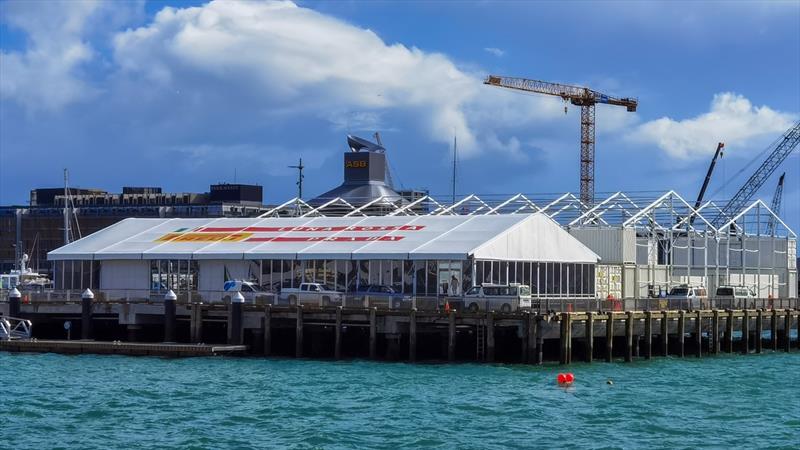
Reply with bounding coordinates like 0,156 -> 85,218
484,75 -> 638,207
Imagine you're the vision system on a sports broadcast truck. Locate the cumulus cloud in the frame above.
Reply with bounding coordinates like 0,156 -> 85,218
0,0 -> 142,112
630,92 -> 796,159
483,47 -> 505,57
112,0 -> 487,153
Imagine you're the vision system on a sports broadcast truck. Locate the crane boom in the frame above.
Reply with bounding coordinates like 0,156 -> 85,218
689,142 -> 724,226
711,121 -> 800,227
766,173 -> 785,235
484,75 -> 637,208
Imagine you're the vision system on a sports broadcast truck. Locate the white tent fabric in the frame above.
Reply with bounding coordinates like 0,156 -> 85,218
48,214 -> 600,263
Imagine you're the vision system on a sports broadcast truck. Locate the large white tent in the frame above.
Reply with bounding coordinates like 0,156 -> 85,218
49,213 -> 600,263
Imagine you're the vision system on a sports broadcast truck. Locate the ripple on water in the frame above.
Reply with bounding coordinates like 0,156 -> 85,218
1,352 -> 799,448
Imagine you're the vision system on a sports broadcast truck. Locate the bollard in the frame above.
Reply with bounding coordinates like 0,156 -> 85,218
229,291 -> 244,346
164,289 -> 177,343
8,287 -> 21,317
81,289 -> 94,340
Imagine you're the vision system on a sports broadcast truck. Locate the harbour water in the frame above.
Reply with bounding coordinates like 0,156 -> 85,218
2,352 -> 798,448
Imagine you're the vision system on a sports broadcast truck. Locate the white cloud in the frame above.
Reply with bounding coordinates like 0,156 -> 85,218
483,47 -> 505,57
630,92 -> 796,159
0,0 -> 143,112
112,0 -> 489,153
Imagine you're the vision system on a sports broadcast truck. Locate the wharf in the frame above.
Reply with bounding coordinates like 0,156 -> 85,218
0,339 -> 247,357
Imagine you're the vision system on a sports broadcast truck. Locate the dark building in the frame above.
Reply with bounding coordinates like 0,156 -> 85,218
1,183 -> 266,274
310,135 -> 404,205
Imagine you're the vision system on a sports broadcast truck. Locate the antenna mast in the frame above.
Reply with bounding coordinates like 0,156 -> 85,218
289,158 -> 305,199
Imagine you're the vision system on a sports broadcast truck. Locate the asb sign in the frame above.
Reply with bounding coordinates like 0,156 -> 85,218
154,224 -> 426,243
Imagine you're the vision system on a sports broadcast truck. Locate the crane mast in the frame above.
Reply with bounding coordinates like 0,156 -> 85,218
689,142 -> 724,226
485,75 -> 637,207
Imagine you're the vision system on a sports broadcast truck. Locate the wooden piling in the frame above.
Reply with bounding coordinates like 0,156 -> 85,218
742,309 -> 750,354
625,311 -> 634,363
81,293 -> 92,340
784,309 -> 791,353
334,306 -> 342,360
263,304 -> 271,357
586,312 -> 594,363
190,303 -> 203,343
447,310 -> 456,362
370,307 -> 377,359
527,313 -> 537,364
644,311 -> 652,360
726,309 -> 734,353
677,310 -> 685,357
295,305 -> 303,358
409,308 -> 417,362
661,311 -> 668,357
535,316 -> 544,365
756,309 -> 763,354
771,308 -> 778,351
712,310 -> 719,354
487,311 -> 496,363
560,313 -> 572,365
695,310 -> 702,358
606,313 -> 614,362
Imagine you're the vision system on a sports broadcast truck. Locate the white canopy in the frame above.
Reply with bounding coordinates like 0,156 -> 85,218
48,213 -> 600,263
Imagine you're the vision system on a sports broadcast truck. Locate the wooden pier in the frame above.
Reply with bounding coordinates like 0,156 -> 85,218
2,299 -> 798,363
0,339 -> 246,357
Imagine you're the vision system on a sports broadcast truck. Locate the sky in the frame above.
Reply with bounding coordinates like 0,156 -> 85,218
1,0 -> 799,230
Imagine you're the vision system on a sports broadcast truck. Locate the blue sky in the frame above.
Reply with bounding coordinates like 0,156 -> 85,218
1,0 -> 798,229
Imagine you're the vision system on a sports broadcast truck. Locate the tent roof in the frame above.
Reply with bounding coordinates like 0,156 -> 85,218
48,214 -> 600,263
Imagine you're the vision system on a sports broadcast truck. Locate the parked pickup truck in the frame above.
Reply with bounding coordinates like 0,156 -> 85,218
279,283 -> 344,306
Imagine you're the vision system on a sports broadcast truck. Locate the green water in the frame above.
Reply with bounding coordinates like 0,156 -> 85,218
1,352 -> 798,449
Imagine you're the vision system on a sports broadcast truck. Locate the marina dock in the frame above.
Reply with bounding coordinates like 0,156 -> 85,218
2,297 -> 797,363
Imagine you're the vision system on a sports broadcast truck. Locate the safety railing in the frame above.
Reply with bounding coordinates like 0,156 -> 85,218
3,289 -> 798,312
0,317 -> 33,341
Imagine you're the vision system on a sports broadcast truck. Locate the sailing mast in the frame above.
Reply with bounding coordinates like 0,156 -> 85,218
64,168 -> 71,245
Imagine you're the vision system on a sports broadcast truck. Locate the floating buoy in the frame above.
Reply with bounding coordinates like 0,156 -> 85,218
606,379 -> 613,385
557,373 -> 574,385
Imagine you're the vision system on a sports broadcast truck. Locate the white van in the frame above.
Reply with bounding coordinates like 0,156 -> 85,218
463,283 -> 533,313
714,286 -> 756,308
665,285 -> 708,310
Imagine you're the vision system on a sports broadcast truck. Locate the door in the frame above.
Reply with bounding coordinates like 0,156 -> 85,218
437,261 -> 462,296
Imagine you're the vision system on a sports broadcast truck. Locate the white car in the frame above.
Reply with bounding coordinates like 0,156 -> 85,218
279,282 -> 344,306
463,283 -> 533,313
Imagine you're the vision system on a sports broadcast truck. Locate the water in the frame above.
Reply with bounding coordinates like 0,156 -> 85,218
2,352 -> 799,449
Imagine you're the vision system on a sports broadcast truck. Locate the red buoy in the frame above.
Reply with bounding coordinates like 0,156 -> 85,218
557,373 -> 567,384
565,373 -> 575,383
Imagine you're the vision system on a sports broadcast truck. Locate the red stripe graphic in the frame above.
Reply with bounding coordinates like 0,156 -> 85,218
197,225 -> 425,233
245,235 -> 405,243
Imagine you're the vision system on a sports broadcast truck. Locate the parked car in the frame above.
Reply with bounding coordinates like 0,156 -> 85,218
354,285 -> 411,309
223,279 -> 268,303
714,285 -> 756,308
279,282 -> 344,305
463,283 -> 533,313
665,285 -> 708,310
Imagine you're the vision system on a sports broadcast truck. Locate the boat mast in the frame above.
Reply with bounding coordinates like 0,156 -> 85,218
64,168 -> 71,245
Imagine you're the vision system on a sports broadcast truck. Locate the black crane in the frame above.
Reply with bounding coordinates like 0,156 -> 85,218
689,142 -> 724,226
766,173 -> 785,235
711,121 -> 800,227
